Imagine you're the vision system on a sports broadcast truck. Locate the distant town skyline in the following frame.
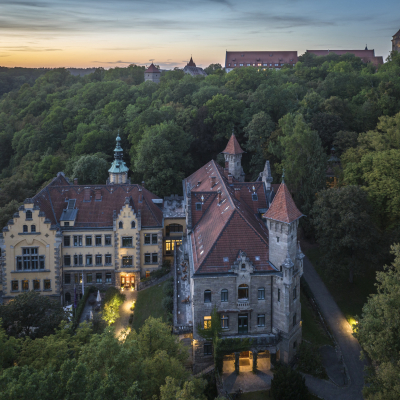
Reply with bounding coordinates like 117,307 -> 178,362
0,0 -> 399,69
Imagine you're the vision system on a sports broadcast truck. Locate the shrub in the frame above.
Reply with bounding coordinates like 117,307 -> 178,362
101,287 -> 126,325
297,342 -> 328,379
162,296 -> 173,314
271,363 -> 309,400
163,278 -> 174,297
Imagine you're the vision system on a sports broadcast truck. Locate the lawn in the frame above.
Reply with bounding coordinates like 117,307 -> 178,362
301,292 -> 333,347
305,247 -> 377,323
240,390 -> 320,400
131,280 -> 168,332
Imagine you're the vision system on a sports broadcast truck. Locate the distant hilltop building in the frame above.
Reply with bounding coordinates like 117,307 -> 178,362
393,29 -> 400,52
224,51 -> 298,72
306,48 -> 383,66
144,63 -> 161,83
183,56 -> 207,76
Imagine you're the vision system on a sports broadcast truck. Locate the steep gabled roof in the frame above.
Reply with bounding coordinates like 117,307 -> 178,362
263,182 -> 303,224
222,134 -> 245,155
145,63 -> 160,73
187,56 -> 196,67
393,29 -> 400,37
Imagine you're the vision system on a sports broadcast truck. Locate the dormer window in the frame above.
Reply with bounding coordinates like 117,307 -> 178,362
252,193 -> 258,201
26,210 -> 32,220
241,263 -> 246,270
196,203 -> 202,211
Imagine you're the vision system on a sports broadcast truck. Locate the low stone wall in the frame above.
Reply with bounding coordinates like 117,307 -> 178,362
137,271 -> 171,291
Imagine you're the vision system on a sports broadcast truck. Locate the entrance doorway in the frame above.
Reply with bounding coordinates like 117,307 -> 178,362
238,314 -> 248,334
120,275 -> 135,289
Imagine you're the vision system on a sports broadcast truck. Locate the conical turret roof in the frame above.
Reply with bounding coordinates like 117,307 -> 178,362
145,63 -> 160,73
222,134 -> 245,155
263,182 -> 303,223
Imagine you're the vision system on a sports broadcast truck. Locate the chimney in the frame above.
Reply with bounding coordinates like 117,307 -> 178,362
84,187 -> 91,202
210,176 -> 216,188
95,188 -> 102,201
234,188 -> 241,201
217,190 -> 222,204
142,181 -> 145,189
228,174 -> 233,184
74,178 -> 78,185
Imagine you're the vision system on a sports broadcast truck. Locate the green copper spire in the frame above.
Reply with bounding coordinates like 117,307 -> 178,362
109,133 -> 129,174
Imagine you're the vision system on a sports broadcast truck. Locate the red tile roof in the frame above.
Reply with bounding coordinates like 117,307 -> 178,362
222,134 -> 245,155
145,63 -> 160,73
33,174 -> 163,228
185,160 -> 276,274
263,182 -> 303,224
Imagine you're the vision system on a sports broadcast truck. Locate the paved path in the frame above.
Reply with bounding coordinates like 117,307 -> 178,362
302,256 -> 367,400
79,292 -> 96,324
114,290 -> 137,338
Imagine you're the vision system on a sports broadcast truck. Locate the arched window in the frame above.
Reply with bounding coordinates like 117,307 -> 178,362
31,225 -> 36,233
26,210 -> 32,219
221,289 -> 228,302
131,221 -> 136,229
238,284 -> 249,300
204,290 -> 211,303
119,221 -> 123,229
65,292 -> 71,304
23,225 -> 28,233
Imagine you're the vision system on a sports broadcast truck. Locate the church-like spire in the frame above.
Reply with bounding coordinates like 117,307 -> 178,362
108,133 -> 129,184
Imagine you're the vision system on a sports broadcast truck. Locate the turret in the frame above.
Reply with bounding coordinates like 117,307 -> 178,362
108,134 -> 129,184
221,133 -> 245,182
144,63 -> 161,83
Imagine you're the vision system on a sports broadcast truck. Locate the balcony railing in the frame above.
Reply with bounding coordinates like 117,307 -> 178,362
237,300 -> 250,309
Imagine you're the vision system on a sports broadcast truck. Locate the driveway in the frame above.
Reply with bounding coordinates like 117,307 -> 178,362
302,256 -> 367,400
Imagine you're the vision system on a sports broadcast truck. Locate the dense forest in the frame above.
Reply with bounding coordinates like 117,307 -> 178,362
1,52 -> 400,398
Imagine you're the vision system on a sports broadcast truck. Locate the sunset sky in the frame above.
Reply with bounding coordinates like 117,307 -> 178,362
0,0 -> 399,69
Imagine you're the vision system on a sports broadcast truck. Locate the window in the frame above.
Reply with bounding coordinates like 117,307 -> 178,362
234,63 -> 236,66
278,289 -> 281,302
105,235 -> 112,246
85,236 -> 92,246
95,255 -> 102,266
241,263 -> 246,270
166,224 -> 183,236
96,273 -> 102,283
86,273 -> 92,283
65,292 -> 71,303
95,236 -> 102,246
258,314 -> 265,327
74,255 -> 83,266
144,234 -> 151,245
105,254 -> 112,265
22,247 -> 40,270
204,290 -> 211,303
239,63 -> 243,66
131,221 -> 136,229
221,289 -> 228,302
204,343 -> 212,355
293,313 -> 297,327
275,63 -> 279,66
26,210 -> 32,219
44,279 -> 51,290
252,193 -> 258,201
293,286 -> 297,300
122,256 -> 133,267
22,280 -> 29,292
64,255 -> 71,266
64,222 -> 70,227
119,221 -> 123,229
195,203 -> 202,211
247,63 -> 250,66
258,288 -> 265,300
16,257 -> 22,270
64,236 -> 70,246
39,255 -> 45,269
150,253 -> 157,264
31,225 -> 36,233
277,237 -> 280,243
74,235 -> 83,247
86,255 -> 92,266
105,273 -> 112,283
122,237 -> 133,247
65,274 -> 71,284
145,253 -> 151,263
152,234 -> 158,244
146,270 -> 150,278
75,273 -> 82,284
238,284 -> 249,300
23,225 -> 28,233
33,279 -> 40,290
263,63 -> 268,66
204,316 -> 211,329
165,239 -> 182,255
11,280 -> 18,291
221,315 -> 229,329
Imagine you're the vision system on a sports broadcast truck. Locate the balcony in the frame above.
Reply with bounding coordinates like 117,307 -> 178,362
237,300 -> 250,309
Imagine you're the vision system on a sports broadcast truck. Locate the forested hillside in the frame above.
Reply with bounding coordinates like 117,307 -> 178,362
1,53 -> 400,244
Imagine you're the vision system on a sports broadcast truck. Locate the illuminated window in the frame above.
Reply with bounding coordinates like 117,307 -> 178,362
11,280 -> 18,291
22,280 -> 29,292
75,273 -> 82,284
122,256 -> 133,267
221,315 -> 229,329
44,279 -> 51,290
146,270 -> 150,278
204,316 -> 211,329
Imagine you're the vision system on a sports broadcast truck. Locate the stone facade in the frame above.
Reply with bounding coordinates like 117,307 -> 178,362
393,29 -> 400,53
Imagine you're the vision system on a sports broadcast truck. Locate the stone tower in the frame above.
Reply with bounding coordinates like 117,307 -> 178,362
392,29 -> 400,53
108,135 -> 129,184
144,63 -> 161,83
221,133 -> 245,182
